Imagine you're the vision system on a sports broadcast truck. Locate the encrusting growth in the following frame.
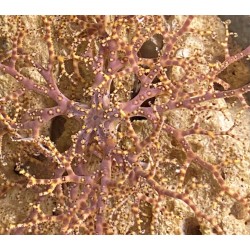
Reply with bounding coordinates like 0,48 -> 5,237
0,15 -> 250,234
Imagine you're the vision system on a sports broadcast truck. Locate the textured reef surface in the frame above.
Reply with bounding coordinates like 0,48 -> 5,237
0,15 -> 250,235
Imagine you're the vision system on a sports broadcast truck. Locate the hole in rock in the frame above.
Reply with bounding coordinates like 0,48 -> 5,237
213,82 -> 225,91
243,92 -> 250,105
138,34 -> 164,59
131,78 -> 141,100
50,116 -> 67,145
50,116 -> 80,153
140,97 -> 156,107
182,217 -> 202,235
130,116 -> 147,122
